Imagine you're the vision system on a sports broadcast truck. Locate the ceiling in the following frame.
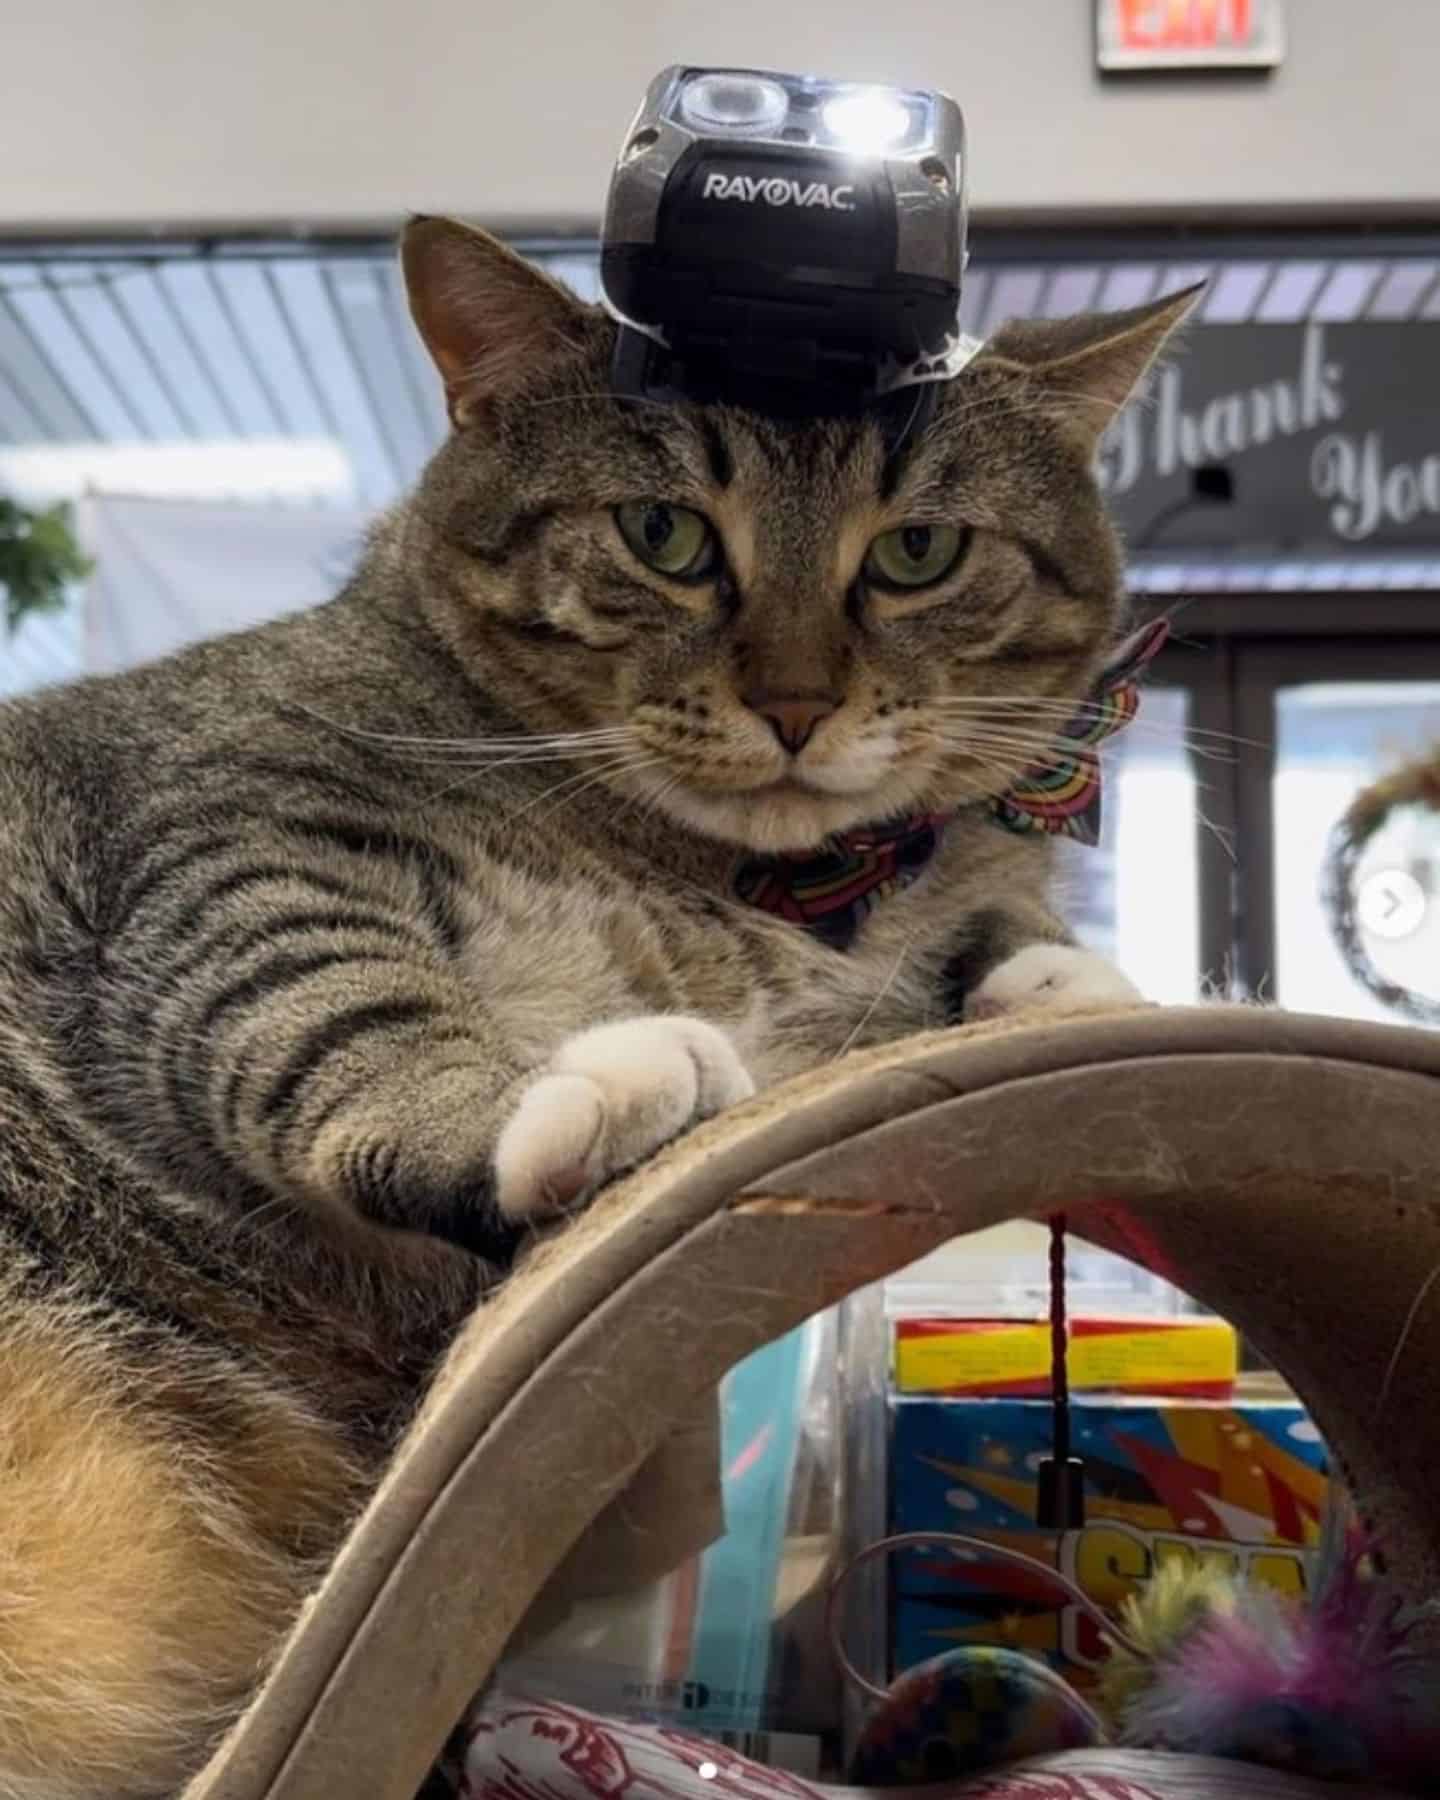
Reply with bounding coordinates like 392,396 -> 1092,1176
0,246 -> 601,509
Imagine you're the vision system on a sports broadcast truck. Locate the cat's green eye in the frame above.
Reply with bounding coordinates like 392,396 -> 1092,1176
615,501 -> 717,580
864,523 -> 968,590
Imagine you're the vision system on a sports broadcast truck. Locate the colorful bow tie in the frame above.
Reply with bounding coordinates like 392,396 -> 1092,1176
733,617 -> 1169,950
733,811 -> 949,951
990,615 -> 1169,845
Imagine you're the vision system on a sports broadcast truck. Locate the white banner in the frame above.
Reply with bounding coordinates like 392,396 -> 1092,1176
76,495 -> 372,676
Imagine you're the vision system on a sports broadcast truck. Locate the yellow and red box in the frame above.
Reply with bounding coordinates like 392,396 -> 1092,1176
893,1314 -> 1238,1401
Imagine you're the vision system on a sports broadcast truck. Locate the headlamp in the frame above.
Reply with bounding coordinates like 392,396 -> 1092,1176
600,65 -> 970,438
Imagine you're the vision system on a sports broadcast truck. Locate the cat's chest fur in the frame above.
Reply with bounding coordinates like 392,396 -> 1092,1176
447,798 -> 1049,1087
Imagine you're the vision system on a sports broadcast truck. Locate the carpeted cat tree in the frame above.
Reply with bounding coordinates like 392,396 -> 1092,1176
181,1004 -> 1440,1800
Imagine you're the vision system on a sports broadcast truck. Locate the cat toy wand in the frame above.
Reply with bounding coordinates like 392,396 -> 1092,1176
598,66 -> 973,456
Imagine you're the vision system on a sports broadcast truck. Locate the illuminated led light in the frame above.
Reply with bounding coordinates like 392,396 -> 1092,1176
821,90 -> 912,153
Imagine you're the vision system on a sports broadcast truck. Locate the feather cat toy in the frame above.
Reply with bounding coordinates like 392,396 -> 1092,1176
831,1504 -> 1440,1794
1103,1502 -> 1440,1789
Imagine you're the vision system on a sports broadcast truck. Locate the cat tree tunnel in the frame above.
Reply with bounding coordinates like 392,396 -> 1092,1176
184,1005 -> 1440,1800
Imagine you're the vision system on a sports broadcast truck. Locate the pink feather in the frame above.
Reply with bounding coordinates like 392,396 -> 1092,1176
1122,1521 -> 1440,1787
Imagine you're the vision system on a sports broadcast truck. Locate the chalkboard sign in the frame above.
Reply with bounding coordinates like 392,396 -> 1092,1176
1100,323 -> 1440,553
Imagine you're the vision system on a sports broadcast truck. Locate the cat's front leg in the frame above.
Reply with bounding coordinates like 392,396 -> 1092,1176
307,1013 -> 755,1246
89,790 -> 755,1261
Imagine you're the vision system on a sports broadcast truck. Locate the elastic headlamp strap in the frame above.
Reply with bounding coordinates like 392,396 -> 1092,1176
876,379 -> 940,473
608,321 -> 946,467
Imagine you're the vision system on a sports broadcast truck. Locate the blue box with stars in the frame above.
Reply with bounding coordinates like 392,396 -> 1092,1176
888,1390 -> 1328,1689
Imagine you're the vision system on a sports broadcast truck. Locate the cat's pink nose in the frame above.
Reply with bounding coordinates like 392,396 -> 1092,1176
745,692 -> 838,754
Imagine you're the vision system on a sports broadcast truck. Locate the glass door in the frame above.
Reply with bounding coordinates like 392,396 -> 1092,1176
1059,677 -> 1204,1004
1232,642 -> 1440,1021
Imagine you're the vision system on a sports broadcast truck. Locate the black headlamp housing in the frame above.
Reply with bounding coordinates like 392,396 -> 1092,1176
600,66 -> 968,430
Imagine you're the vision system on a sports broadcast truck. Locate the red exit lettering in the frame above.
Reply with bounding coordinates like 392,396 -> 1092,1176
1119,0 -> 1254,48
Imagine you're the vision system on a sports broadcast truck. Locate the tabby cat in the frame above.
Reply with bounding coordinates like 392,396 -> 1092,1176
0,217 -> 1193,1798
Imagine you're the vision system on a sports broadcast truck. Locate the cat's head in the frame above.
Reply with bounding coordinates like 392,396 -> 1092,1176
401,218 -> 1195,854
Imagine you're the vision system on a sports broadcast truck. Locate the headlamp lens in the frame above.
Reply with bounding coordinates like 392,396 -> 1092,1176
679,73 -> 790,134
820,89 -> 914,152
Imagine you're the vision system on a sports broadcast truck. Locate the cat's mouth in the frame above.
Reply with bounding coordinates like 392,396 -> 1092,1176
759,770 -> 869,799
642,762 -> 942,855
614,719 -> 945,851
690,736 -> 910,804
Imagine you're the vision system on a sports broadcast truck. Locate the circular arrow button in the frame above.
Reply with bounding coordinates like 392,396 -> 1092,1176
1358,868 -> 1427,941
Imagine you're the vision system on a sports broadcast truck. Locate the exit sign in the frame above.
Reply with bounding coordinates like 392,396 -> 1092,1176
1097,0 -> 1285,70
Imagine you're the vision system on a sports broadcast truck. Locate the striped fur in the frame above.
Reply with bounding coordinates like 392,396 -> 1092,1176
0,219 -> 1193,1796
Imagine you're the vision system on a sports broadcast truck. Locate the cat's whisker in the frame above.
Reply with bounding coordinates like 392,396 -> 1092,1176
415,739 -> 647,807
406,742 -> 638,775
1196,803 -> 1239,865
416,761 -> 516,808
937,720 -> 1140,751
640,766 -> 687,811
291,705 -> 633,758
396,728 -> 631,749
929,697 -> 1251,743
933,723 -> 1094,757
621,767 -> 687,826
962,730 -> 1236,768
832,931 -> 918,1063
937,727 -> 1232,781
926,706 -> 1248,759
405,753 -> 627,791
511,751 -> 668,824
929,722 -> 1232,758
933,708 -> 1243,747
931,742 -> 1037,791
410,734 -> 640,802
528,759 -> 674,828
934,739 -> 1058,767
366,737 -> 635,763
394,734 -> 635,759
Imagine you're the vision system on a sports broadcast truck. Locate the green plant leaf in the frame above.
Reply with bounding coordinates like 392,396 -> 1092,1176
0,495 -> 93,632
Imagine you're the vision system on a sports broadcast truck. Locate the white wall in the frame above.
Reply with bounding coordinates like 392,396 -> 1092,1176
4,0 -> 1438,233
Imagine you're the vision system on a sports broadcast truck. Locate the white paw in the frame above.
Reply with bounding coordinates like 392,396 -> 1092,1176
965,944 -> 1144,1022
494,1015 -> 755,1220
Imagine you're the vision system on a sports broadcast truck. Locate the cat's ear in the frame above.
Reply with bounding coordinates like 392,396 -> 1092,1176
984,283 -> 1204,442
401,216 -> 589,428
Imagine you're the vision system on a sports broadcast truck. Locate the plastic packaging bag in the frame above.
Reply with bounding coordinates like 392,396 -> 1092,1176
496,1312 -> 844,1772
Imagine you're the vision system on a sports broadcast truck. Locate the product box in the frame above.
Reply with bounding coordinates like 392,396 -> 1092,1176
889,1386 -> 1329,1691
893,1314 -> 1238,1399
